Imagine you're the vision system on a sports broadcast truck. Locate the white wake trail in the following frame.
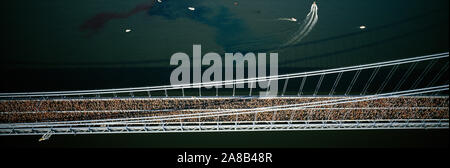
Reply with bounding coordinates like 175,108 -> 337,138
292,4 -> 318,44
282,3 -> 318,47
284,6 -> 315,45
284,15 -> 313,45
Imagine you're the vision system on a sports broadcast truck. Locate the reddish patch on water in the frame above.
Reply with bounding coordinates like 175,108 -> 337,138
79,1 -> 155,36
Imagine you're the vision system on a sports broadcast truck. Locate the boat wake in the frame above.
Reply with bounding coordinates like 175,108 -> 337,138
282,2 -> 318,47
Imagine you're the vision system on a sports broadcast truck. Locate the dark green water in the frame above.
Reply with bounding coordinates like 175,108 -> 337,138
1,0 -> 448,92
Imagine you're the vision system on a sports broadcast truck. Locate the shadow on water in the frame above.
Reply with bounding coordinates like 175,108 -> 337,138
1,8 -> 446,67
277,9 -> 445,50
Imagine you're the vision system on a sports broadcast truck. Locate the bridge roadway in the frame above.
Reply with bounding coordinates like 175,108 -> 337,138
0,52 -> 448,136
1,119 -> 448,136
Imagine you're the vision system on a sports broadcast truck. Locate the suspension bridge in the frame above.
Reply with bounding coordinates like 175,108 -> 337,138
0,52 -> 448,137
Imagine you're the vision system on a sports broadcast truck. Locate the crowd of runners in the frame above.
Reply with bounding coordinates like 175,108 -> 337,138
0,97 -> 448,123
